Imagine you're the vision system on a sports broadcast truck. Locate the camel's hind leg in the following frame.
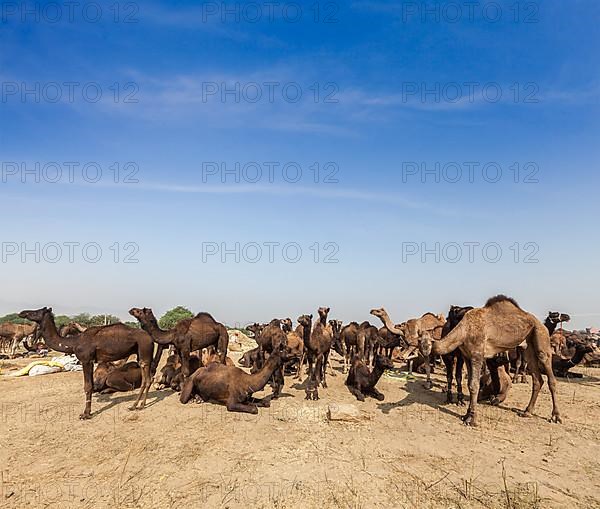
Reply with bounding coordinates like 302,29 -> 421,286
524,328 -> 562,423
129,361 -> 151,410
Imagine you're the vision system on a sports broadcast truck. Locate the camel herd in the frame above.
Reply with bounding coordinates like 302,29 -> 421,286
8,295 -> 599,426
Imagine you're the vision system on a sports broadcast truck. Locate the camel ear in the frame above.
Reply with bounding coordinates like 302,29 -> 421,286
47,307 -> 52,313
309,314 -> 313,319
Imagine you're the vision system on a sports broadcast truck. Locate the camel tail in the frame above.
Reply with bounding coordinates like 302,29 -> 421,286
432,319 -> 467,355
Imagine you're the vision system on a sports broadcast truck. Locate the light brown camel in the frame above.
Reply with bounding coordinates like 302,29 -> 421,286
0,322 -> 37,358
19,307 -> 154,419
179,348 -> 287,413
128,307 -> 229,377
419,295 -> 562,426
371,308 -> 444,388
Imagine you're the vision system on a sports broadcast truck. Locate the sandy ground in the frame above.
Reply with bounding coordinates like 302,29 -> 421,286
1,349 -> 599,509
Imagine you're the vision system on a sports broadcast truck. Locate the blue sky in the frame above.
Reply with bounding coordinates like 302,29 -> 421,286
1,1 -> 599,328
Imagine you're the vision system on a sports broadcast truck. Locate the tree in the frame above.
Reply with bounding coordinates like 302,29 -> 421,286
159,306 -> 194,329
0,313 -> 30,325
89,314 -> 120,326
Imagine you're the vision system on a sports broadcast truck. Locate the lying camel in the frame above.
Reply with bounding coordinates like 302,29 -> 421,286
238,347 -> 261,372
201,346 -> 234,366
180,348 -> 287,414
93,361 -> 142,394
552,343 -> 593,378
479,364 -> 512,405
345,354 -> 393,401
156,352 -> 201,391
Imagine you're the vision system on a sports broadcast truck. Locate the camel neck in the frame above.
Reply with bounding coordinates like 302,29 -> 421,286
545,319 -> 557,335
571,348 -> 588,365
40,314 -> 77,354
301,322 -> 312,348
370,362 -> 387,385
248,354 -> 280,390
140,316 -> 173,344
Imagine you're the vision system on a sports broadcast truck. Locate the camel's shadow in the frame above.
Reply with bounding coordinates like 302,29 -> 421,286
377,376 -> 464,420
93,388 -> 174,416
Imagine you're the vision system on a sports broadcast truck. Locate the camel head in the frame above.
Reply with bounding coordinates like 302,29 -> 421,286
281,318 -> 293,333
418,330 -> 433,357
247,323 -> 264,338
128,307 -> 155,323
328,319 -> 342,338
93,361 -> 116,392
374,354 -> 394,370
318,307 -> 330,321
297,314 -> 312,328
370,308 -> 386,320
548,311 -> 571,324
19,307 -> 52,323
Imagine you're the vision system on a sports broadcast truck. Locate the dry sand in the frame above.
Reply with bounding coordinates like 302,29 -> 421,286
1,351 -> 599,509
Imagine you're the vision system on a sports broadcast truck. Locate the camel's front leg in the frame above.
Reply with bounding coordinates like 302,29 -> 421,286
347,385 -> 365,402
80,361 -> 94,420
423,354 -> 433,389
455,354 -> 465,406
463,356 -> 483,427
443,354 -> 454,404
180,346 -> 192,377
367,387 -> 385,401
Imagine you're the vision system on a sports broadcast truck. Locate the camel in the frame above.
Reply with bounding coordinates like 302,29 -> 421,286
329,319 -> 344,357
478,359 -> 512,405
239,347 -> 261,372
345,354 -> 394,401
298,308 -> 333,400
510,311 -> 571,383
552,343 -> 593,378
58,322 -> 87,337
419,295 -> 562,426
282,322 -> 304,375
156,352 -> 201,391
440,305 -> 473,405
252,319 -> 287,398
179,347 -> 287,413
375,326 -> 405,358
339,321 -> 378,373
128,307 -> 229,377
357,321 -> 380,366
93,361 -> 142,394
0,322 -> 37,358
371,308 -> 444,388
201,346 -> 235,367
19,307 -> 154,419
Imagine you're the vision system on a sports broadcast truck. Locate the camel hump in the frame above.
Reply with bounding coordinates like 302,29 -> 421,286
485,295 -> 521,309
194,312 -> 218,322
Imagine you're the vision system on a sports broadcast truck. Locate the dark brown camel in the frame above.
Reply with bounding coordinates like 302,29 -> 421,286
128,307 -> 229,378
180,348 -> 287,414
478,360 -> 512,405
419,295 -> 562,426
298,308 -> 333,400
441,305 -> 473,405
345,354 -> 393,401
93,361 -> 142,394
19,307 -> 154,419
553,344 -> 593,378
252,318 -> 287,398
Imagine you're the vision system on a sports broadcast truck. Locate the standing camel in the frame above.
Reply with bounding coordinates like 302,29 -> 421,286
419,295 -> 562,426
128,308 -> 229,378
298,307 -> 333,400
18,307 -> 154,419
0,322 -> 37,358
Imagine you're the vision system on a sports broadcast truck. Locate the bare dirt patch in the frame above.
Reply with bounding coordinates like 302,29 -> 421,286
1,354 -> 599,508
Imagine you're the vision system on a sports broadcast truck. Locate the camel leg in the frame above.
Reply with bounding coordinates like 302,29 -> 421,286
512,352 -> 521,383
347,385 -> 365,401
463,356 -> 483,427
218,326 -> 229,364
522,346 -> 543,418
367,387 -> 385,401
180,346 -> 192,377
80,362 -> 94,420
535,339 -> 562,423
295,351 -> 305,379
423,354 -> 433,389
151,344 -> 165,376
106,376 -> 135,392
305,354 -> 317,400
455,354 -> 465,406
226,399 -> 258,414
443,354 -> 454,404
138,362 -> 152,409
321,351 -> 330,387
272,365 -> 284,399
